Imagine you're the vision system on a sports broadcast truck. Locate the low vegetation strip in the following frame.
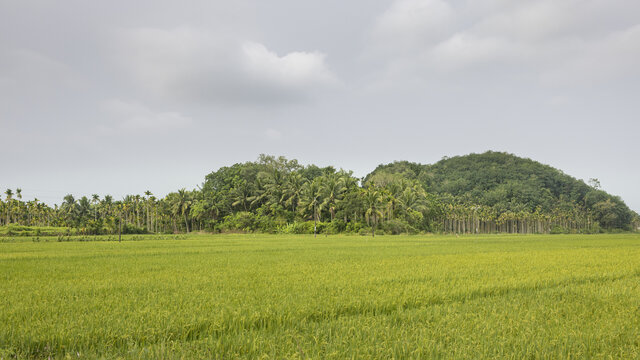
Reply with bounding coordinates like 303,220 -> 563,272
1,234 -> 640,359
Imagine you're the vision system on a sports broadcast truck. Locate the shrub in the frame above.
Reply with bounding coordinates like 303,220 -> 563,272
255,216 -> 284,233
220,212 -> 258,232
381,219 -> 417,235
550,225 -> 568,234
279,222 -> 315,234
346,222 -> 365,234
325,219 -> 346,234
121,224 -> 146,234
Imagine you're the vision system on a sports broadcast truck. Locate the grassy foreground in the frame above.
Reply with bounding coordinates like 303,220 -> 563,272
1,234 -> 640,359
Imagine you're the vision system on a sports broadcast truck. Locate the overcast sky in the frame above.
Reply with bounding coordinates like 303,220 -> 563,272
1,0 -> 639,211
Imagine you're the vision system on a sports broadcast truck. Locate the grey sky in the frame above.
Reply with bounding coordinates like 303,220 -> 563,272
1,0 -> 639,211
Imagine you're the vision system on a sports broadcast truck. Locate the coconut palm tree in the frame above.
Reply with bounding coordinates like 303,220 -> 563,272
0,200 -> 5,226
283,173 -> 307,214
91,194 -> 100,221
133,194 -> 142,228
362,184 -> 384,237
255,168 -> 286,210
102,195 -> 113,220
61,194 -> 77,226
144,190 -> 152,231
320,173 -> 344,222
171,189 -> 192,233
300,180 -> 322,237
231,179 -> 252,212
5,189 -> 13,224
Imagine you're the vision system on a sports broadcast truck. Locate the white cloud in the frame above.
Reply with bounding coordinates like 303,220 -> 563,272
429,33 -> 521,70
241,42 -> 336,89
373,0 -> 453,51
101,99 -> 192,133
114,27 -> 338,106
370,0 -> 640,86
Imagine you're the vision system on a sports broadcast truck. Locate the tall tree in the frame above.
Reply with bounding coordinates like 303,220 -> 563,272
91,194 -> 100,221
300,180 -> 322,236
171,189 -> 192,233
362,185 -> 384,237
5,189 -> 13,224
144,190 -> 152,232
320,173 -> 344,222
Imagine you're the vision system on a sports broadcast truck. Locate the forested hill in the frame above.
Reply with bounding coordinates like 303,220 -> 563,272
365,151 -> 634,229
2,152 -> 638,235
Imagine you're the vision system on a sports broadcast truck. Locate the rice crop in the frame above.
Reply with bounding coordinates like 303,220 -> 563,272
1,233 -> 640,359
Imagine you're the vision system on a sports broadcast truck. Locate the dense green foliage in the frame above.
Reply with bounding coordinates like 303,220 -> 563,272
2,233 -> 640,358
367,151 -> 638,231
1,153 -> 638,234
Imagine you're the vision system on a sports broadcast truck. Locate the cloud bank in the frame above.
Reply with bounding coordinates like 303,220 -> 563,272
371,0 -> 640,85
116,27 -> 338,106
101,99 -> 192,133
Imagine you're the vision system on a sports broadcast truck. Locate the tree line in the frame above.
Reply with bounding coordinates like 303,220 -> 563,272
2,154 -> 639,235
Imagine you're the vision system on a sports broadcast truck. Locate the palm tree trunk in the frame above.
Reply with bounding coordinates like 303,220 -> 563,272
372,215 -> 376,237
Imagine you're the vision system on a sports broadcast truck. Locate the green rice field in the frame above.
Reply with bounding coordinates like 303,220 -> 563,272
2,234 -> 640,359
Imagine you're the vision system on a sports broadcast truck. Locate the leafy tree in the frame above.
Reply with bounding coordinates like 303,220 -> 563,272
362,184 -> 384,237
300,179 -> 322,236
1,153 -> 635,235
5,189 -> 13,224
170,189 -> 192,233
320,172 -> 344,221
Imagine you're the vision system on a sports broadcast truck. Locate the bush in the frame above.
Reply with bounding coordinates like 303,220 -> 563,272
550,225 -> 568,234
325,219 -> 346,234
381,219 -> 417,235
358,226 -> 393,236
219,212 -> 258,232
279,221 -> 314,234
119,223 -> 146,234
278,221 -> 331,235
255,216 -> 284,233
346,222 -> 365,234
580,222 -> 601,234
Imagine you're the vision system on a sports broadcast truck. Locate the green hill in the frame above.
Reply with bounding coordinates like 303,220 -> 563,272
3,152 -> 637,234
366,151 -> 635,229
